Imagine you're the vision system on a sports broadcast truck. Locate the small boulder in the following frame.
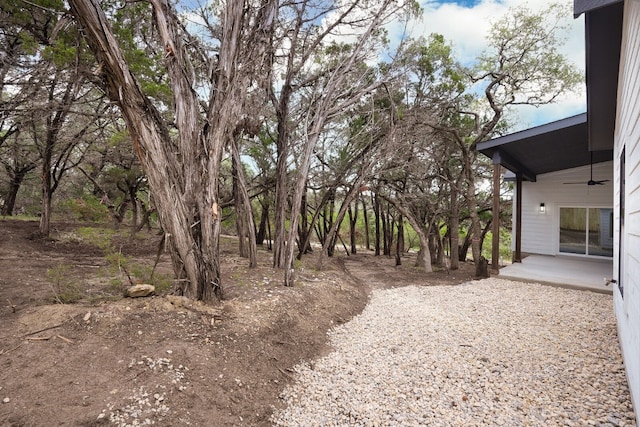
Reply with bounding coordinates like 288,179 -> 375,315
165,295 -> 190,308
125,284 -> 155,298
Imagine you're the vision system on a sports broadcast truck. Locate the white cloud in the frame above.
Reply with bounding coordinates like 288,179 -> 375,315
397,0 -> 586,129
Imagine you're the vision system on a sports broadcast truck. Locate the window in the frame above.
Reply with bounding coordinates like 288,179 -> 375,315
559,207 -> 613,257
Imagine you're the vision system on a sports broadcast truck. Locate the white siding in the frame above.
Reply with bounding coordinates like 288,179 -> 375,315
614,0 -> 640,419
514,162 -> 613,255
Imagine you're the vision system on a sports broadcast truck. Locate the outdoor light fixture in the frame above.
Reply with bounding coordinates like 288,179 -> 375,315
539,203 -> 546,213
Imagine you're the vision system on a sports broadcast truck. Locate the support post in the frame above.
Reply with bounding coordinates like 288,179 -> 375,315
492,164 -> 501,272
514,175 -> 522,263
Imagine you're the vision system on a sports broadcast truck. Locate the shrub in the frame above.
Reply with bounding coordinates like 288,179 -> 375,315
60,195 -> 109,222
47,264 -> 83,304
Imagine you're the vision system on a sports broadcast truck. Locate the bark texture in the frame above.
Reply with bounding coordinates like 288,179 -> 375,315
68,0 -> 276,300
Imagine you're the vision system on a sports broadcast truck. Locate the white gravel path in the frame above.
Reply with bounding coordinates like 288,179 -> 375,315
272,279 -> 636,427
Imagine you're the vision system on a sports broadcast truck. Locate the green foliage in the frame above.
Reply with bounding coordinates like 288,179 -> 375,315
398,33 -> 467,105
104,250 -> 172,294
77,226 -> 115,251
403,224 -> 420,252
109,1 -> 172,102
19,31 -> 39,55
482,228 -> 512,264
60,196 -> 110,222
2,214 -> 41,222
47,264 -> 83,304
42,39 -> 78,67
476,2 -> 583,106
76,226 -> 173,295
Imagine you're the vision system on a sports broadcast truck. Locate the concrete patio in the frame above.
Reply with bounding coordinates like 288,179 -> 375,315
497,254 -> 614,294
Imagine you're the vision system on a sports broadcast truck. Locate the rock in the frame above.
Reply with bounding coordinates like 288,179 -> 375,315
270,280 -> 631,427
125,284 -> 155,298
165,295 -> 190,308
165,295 -> 223,317
2,397 -> 9,404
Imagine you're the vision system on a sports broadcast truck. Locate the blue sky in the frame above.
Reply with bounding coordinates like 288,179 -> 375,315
409,0 -> 586,131
178,0 -> 585,132
436,0 -> 483,7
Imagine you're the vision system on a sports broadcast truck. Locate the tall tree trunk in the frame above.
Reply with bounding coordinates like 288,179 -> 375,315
380,196 -> 433,272
348,202 -> 357,254
380,202 -> 388,256
435,227 -> 445,267
459,231 -> 472,262
382,203 -> 393,256
231,136 -> 257,267
479,219 -> 492,260
449,182 -> 460,270
296,186 -> 339,260
316,174 -> 367,269
129,184 -> 139,236
1,168 -> 31,216
256,201 -> 268,245
395,214 -> 403,266
70,0 -> 213,299
297,183 -> 312,255
273,131 -> 289,268
69,0 -> 276,300
462,154 -> 485,277
283,132 -> 321,286
373,192 -> 381,256
408,222 -> 432,272
361,196 -> 370,250
39,154 -> 52,236
232,151 -> 248,258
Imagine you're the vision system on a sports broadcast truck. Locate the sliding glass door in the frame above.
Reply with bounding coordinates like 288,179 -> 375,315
559,207 -> 613,257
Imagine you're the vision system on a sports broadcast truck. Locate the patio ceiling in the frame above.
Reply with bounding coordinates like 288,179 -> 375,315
477,0 -> 622,181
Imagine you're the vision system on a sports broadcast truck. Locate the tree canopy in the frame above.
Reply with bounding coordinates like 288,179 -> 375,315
1,0 -> 582,301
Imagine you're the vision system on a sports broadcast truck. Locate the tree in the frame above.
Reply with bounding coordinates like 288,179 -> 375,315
313,90 -> 397,268
32,62 -> 105,236
0,130 -> 38,215
376,33 -> 464,272
0,0 -> 55,214
389,3 -> 581,275
68,0 -> 278,300
444,2 -> 582,277
265,0 -> 418,286
230,132 -> 257,267
0,0 -> 106,230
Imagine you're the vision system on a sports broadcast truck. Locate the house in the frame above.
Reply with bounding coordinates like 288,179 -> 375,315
478,114 -> 614,261
478,0 -> 639,421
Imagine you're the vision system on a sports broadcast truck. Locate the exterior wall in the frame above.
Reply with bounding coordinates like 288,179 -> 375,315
614,0 -> 640,419
513,162 -> 613,255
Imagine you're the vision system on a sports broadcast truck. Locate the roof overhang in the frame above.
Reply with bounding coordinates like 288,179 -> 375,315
581,0 -> 623,151
478,1 -> 622,178
477,114 -> 613,181
574,0 -> 622,17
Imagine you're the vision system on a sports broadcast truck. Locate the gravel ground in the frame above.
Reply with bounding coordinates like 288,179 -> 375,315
272,279 -> 637,427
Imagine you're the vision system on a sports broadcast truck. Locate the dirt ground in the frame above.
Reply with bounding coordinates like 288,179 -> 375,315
0,219 -> 476,427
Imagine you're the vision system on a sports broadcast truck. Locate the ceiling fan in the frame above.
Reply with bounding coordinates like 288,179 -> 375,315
563,152 -> 610,186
